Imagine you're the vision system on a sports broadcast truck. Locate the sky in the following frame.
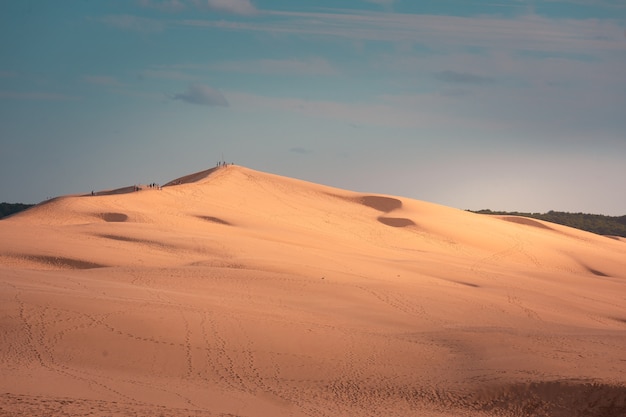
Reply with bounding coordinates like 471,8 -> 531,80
1,0 -> 625,215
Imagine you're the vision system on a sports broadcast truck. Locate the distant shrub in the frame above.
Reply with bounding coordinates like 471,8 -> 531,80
0,202 -> 34,219
469,209 -> 626,238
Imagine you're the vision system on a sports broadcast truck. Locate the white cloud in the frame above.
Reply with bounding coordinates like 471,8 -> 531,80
172,84 -> 229,106
206,0 -> 256,15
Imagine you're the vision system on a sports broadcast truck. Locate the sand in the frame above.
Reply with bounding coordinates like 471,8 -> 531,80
1,165 -> 625,416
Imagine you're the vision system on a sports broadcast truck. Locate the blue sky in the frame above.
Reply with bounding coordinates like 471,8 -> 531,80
1,0 -> 625,215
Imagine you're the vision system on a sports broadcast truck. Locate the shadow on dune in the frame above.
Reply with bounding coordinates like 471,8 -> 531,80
100,213 -> 128,222
378,217 -> 416,227
356,196 -> 417,229
325,380 -> 626,417
470,381 -> 626,417
163,167 -> 220,186
196,215 -> 231,225
18,254 -> 105,270
499,216 -> 554,230
93,186 -> 137,196
97,234 -> 141,243
585,267 -> 610,277
360,196 -> 403,213
1,380 -> 624,416
576,261 -> 610,277
95,234 -> 188,254
451,280 -> 481,288
0,393 -> 215,417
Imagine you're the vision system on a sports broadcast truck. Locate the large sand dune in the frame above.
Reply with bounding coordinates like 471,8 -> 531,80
1,165 -> 625,416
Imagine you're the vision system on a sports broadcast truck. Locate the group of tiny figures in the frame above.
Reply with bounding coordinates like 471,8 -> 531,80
90,183 -> 161,196
89,162 -> 235,196
134,183 -> 161,191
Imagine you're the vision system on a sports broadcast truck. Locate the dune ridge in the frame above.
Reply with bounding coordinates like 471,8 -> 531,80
1,165 -> 625,416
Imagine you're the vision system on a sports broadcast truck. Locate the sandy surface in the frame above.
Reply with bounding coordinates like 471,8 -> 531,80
1,165 -> 625,416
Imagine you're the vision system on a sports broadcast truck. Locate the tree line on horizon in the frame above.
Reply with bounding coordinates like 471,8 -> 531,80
470,209 -> 626,238
0,203 -> 34,219
1,202 -> 625,238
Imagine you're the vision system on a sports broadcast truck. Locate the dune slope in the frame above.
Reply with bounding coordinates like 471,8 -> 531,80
1,165 -> 625,417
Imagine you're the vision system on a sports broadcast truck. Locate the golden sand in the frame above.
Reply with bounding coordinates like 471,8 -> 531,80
1,165 -> 625,416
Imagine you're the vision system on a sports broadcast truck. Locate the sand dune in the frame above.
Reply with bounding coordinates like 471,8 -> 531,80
1,165 -> 625,416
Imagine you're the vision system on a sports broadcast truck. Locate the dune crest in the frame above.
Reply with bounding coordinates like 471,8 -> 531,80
163,166 -> 222,186
1,165 -> 625,416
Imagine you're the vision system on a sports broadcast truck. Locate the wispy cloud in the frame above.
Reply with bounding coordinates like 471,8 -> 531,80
109,89 -> 165,100
289,147 -> 313,155
545,0 -> 626,8
206,0 -> 257,15
82,75 -> 123,87
139,69 -> 199,81
179,11 -> 626,53
374,49 -> 624,101
363,0 -> 395,12
0,91 -> 80,101
226,91 -> 465,129
0,71 -> 18,78
137,0 -> 260,14
226,81 -> 626,141
149,57 -> 338,77
171,84 -> 229,106
435,70 -> 495,85
137,0 -> 186,12
101,14 -> 165,32
212,57 -> 338,76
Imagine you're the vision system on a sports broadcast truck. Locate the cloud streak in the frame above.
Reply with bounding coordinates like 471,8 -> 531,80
435,70 -> 495,85
289,147 -> 313,155
83,75 -> 123,87
179,10 -> 626,53
140,69 -> 199,81
546,0 -> 626,8
206,0 -> 257,15
226,91 -> 470,129
0,91 -> 80,101
211,57 -> 338,76
171,84 -> 229,106
101,14 -> 165,32
138,0 -> 186,12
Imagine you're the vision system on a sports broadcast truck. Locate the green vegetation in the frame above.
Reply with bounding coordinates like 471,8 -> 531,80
0,202 -> 35,219
471,209 -> 626,238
